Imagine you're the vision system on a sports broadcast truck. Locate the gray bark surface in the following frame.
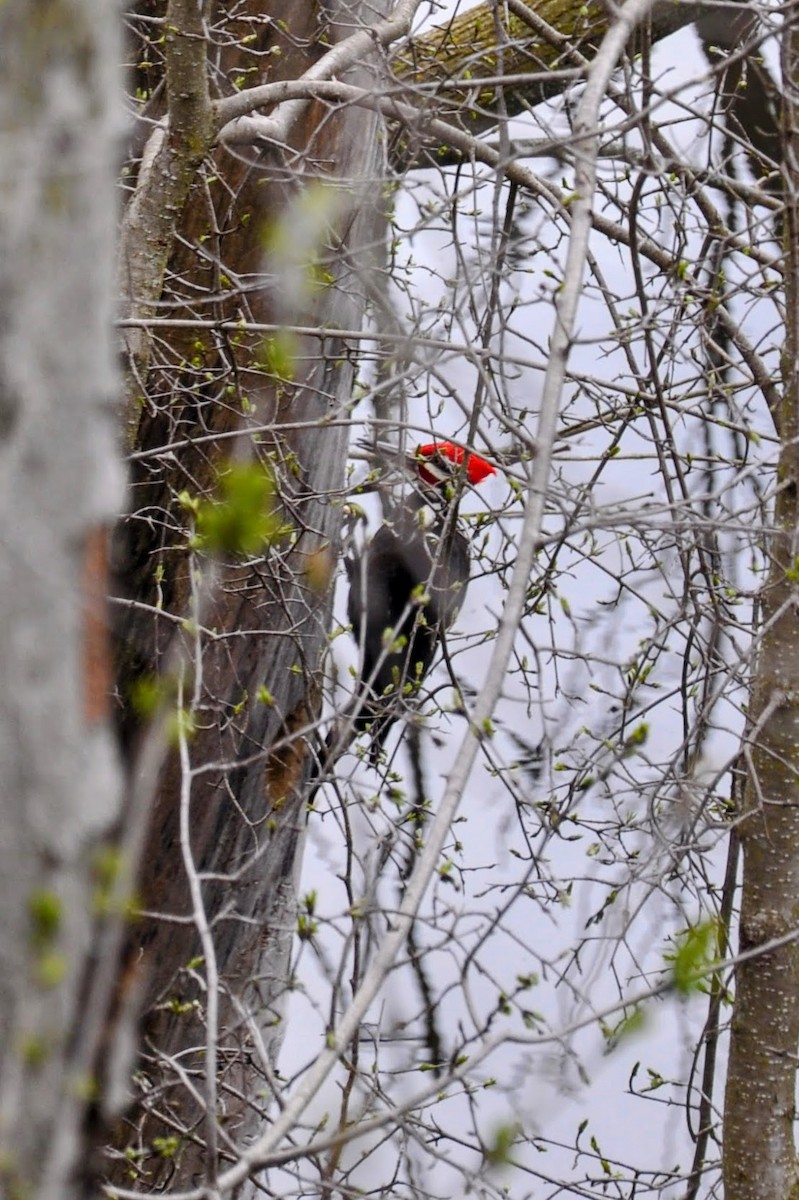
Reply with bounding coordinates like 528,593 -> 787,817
0,2 -> 125,1197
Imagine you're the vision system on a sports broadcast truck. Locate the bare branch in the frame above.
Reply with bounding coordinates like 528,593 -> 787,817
118,0 -> 213,424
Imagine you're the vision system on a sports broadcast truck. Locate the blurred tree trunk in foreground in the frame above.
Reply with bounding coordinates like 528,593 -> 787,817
0,3 -> 125,1199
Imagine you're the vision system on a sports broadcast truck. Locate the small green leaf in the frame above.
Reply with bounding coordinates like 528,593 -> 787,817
667,921 -> 718,994
297,912 -> 318,941
152,1136 -> 180,1159
28,891 -> 62,945
167,707 -> 196,745
258,331 -> 297,381
193,461 -> 282,556
130,673 -> 172,718
622,722 -> 650,754
484,1122 -> 521,1168
36,951 -> 67,989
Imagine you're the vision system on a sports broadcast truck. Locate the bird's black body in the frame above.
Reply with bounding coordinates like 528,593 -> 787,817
339,440 -> 495,761
346,494 -> 470,752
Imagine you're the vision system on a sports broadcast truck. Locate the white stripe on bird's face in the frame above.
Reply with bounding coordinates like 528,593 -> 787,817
416,454 -> 454,488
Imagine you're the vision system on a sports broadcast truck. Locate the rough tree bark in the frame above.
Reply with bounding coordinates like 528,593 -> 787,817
389,0 -> 734,154
107,1 -> 390,1189
722,12 -> 799,1200
0,3 -> 125,1199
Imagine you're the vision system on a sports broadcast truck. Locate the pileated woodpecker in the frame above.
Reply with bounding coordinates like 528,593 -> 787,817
345,440 -> 496,757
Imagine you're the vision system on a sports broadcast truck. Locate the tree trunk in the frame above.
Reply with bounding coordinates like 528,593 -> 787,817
107,1 -> 388,1189
722,13 -> 799,1200
0,3 -> 125,1198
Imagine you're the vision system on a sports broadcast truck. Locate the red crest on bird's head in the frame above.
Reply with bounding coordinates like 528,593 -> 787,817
415,441 -> 496,487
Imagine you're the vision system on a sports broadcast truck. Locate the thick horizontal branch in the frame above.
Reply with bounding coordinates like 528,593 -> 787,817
212,0 -> 708,150
392,0 -> 705,126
